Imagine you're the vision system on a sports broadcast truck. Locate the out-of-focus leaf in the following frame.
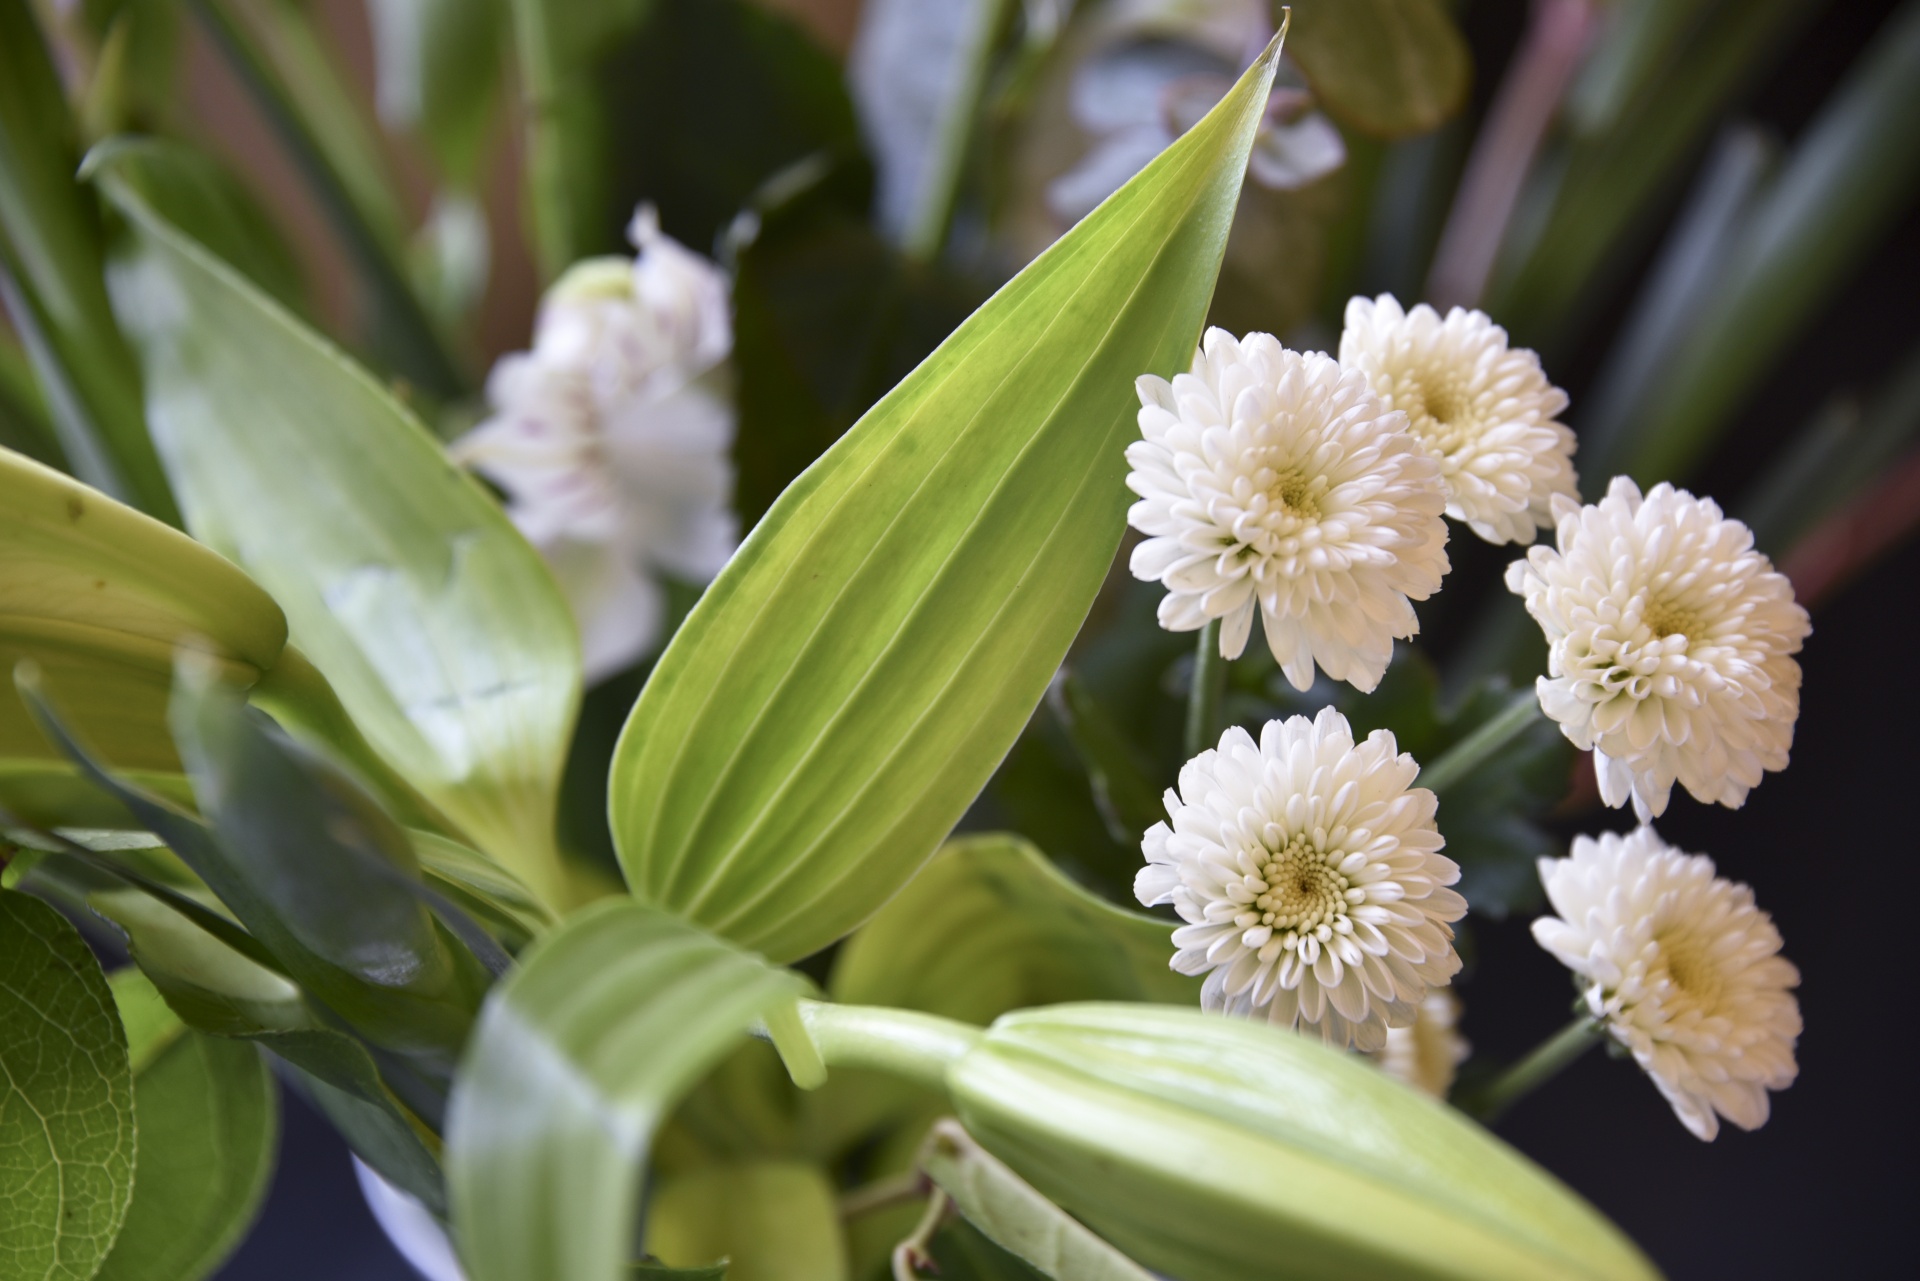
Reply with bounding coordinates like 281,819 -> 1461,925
927,1217 -> 1050,1281
0,888 -> 135,1280
1284,0 -> 1471,139
0,339 -> 63,466
513,0 -> 860,275
1,446 -> 287,775
97,968 -> 279,1281
832,835 -> 1197,1024
646,1161 -> 847,1281
368,0 -> 510,187
0,0 -> 177,519
947,1003 -> 1658,1281
446,900 -> 812,1281
412,828 -> 556,950
918,1118 -> 1155,1281
1486,0 -> 1815,349
0,760 -> 193,830
88,886 -> 448,1213
73,1 -> 186,139
1610,1 -> 1920,486
611,38 -> 1283,964
1047,670 -> 1164,845
729,157 -> 985,526
189,0 -> 464,398
1209,171 -> 1346,341
1563,0 -> 1718,135
94,163 -> 582,908
83,136 -> 306,314
633,1263 -> 728,1280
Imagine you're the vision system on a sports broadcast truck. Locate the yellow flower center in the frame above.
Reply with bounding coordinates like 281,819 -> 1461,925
1253,834 -> 1350,934
1644,600 -> 1702,642
1268,467 -> 1324,521
1657,927 -> 1724,1007
1401,371 -> 1476,454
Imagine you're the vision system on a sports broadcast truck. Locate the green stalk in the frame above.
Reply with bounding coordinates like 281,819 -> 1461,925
796,1000 -> 979,1095
1418,689 -> 1543,795
1461,1015 -> 1605,1123
1184,620 -> 1228,759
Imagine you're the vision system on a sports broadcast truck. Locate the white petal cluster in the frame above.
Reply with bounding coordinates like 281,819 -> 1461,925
454,207 -> 737,681
1126,330 -> 1450,692
1373,988 -> 1469,1099
1339,294 -> 1577,545
1533,828 -> 1800,1141
1136,709 -> 1466,1052
1506,477 -> 1810,819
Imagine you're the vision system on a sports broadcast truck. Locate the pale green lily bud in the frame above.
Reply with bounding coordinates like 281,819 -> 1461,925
943,1003 -> 1661,1281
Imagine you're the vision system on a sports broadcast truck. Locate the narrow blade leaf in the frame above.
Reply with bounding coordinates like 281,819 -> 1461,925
610,37 -> 1284,962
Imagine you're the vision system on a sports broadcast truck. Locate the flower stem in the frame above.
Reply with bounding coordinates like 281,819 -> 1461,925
1417,689 -> 1543,796
797,1000 -> 980,1094
1463,1014 -> 1604,1122
1184,620 -> 1228,758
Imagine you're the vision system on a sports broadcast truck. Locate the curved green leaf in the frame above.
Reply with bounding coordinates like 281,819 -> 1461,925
948,1004 -> 1659,1281
831,834 -> 1196,1023
0,888 -> 136,1281
1286,0 -> 1471,139
91,161 -> 582,908
97,969 -> 278,1281
646,1160 -> 847,1281
610,36 -> 1284,963
1,446 -> 287,775
446,900 -> 811,1281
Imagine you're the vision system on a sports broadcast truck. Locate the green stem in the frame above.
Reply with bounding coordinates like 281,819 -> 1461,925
797,1000 -> 980,1095
1184,620 -> 1228,759
763,997 -> 827,1090
1464,1015 -> 1604,1122
1417,689 -> 1543,795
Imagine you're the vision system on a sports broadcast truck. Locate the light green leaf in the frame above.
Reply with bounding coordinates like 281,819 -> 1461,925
646,1161 -> 847,1281
948,1004 -> 1659,1281
610,36 -> 1284,963
92,163 -> 582,908
0,0 -> 176,519
1,445 -> 286,775
98,969 -> 279,1281
1284,0 -> 1471,139
0,888 -> 136,1280
446,900 -> 812,1281
0,761 -> 193,831
831,835 -> 1196,1024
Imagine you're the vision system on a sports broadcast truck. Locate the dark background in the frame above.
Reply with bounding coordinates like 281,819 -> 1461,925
214,1 -> 1920,1277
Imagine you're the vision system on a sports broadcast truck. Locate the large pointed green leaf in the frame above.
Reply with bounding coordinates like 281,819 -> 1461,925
0,888 -> 136,1281
97,969 -> 279,1281
1,446 -> 286,775
831,835 -> 1197,1023
610,37 -> 1284,963
91,161 -> 582,907
445,900 -> 811,1281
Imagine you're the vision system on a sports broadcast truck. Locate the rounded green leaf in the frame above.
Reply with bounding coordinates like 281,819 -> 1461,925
947,1004 -> 1660,1281
0,888 -> 136,1280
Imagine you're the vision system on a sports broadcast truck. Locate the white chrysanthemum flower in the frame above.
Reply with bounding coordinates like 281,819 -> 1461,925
1373,988 -> 1468,1099
1533,827 -> 1800,1141
1506,477 -> 1811,820
1339,294 -> 1577,545
1136,708 -> 1466,1052
1126,330 -> 1450,693
454,206 -> 737,681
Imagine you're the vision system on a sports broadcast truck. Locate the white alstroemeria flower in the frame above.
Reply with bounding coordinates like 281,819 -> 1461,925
455,207 -> 737,681
1339,294 -> 1578,545
1126,329 -> 1450,692
1373,988 -> 1469,1099
1136,708 -> 1466,1052
1534,828 -> 1801,1141
1046,0 -> 1344,223
1506,477 -> 1810,820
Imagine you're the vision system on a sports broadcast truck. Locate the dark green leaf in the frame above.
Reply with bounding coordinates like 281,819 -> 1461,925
97,968 -> 279,1281
0,888 -> 136,1280
1046,671 -> 1163,845
1285,0 -> 1472,139
446,900 -> 812,1281
610,37 -> 1283,963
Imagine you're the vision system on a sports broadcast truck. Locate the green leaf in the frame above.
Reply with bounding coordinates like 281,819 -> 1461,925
0,338 -> 63,467
0,888 -> 136,1280
611,36 -> 1284,963
92,164 -> 582,908
646,1161 -> 847,1281
1,445 -> 287,776
1284,0 -> 1471,139
831,834 -> 1196,1024
0,0 -> 177,520
632,1262 -> 728,1280
83,136 -> 306,314
0,761 -> 193,831
367,0 -> 510,188
97,969 -> 279,1281
1045,671 -> 1163,846
947,1004 -> 1659,1281
446,900 -> 812,1281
